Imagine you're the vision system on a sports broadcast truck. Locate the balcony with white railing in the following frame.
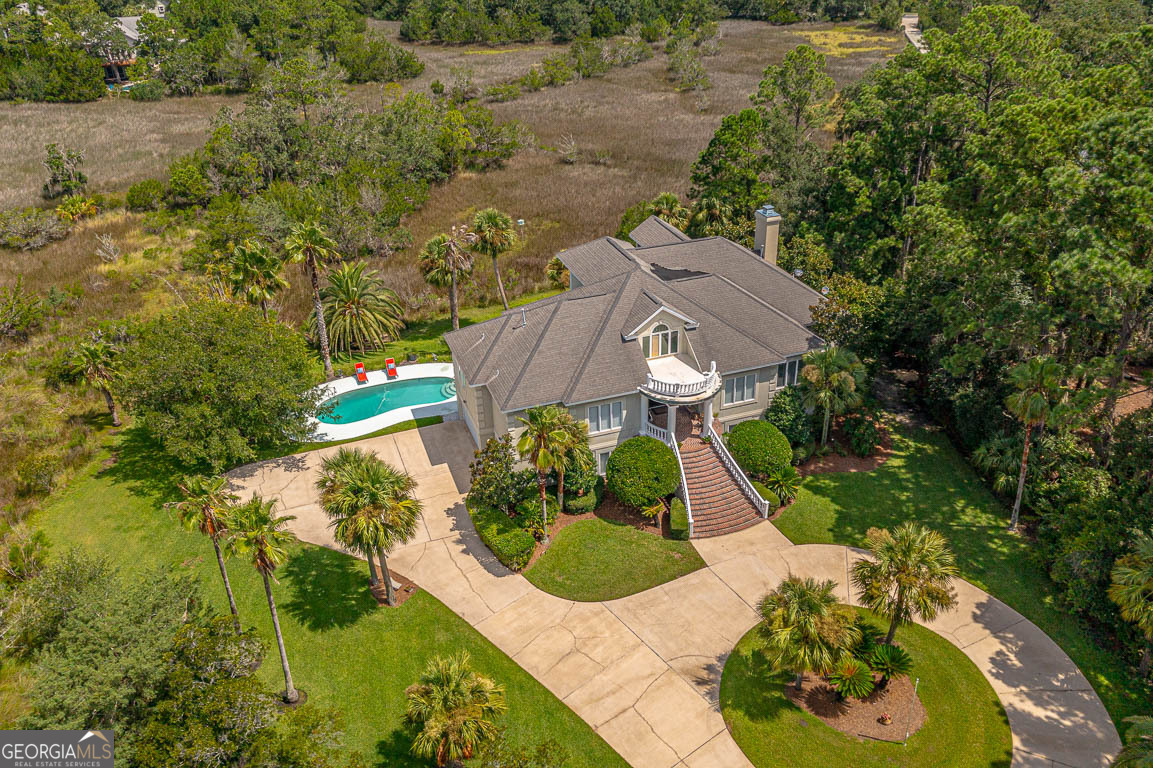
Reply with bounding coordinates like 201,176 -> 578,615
640,359 -> 722,403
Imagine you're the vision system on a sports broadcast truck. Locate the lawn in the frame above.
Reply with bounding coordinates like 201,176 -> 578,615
773,425 -> 1147,727
721,609 -> 1013,768
524,517 -> 706,602
32,432 -> 627,768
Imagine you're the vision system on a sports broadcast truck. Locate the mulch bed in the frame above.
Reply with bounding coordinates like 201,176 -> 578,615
797,421 -> 894,478
370,565 -> 420,608
785,674 -> 925,743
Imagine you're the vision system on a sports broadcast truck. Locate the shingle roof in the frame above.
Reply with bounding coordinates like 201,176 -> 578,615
444,220 -> 824,412
628,215 -> 691,247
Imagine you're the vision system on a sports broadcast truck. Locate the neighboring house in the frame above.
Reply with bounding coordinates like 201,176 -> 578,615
445,206 -> 825,537
106,4 -> 165,83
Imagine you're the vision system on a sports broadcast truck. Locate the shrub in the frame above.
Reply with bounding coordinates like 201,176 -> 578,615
829,659 -> 874,701
843,408 -> 883,457
41,143 -> 87,199
640,16 -> 670,42
166,157 -> 211,207
606,436 -> 678,509
869,643 -> 913,687
569,38 -> 610,78
468,434 -> 520,514
752,480 -> 782,513
129,78 -> 166,101
765,387 -> 811,447
563,476 -> 603,514
763,465 -> 801,505
126,179 -> 166,212
471,503 -> 536,571
539,54 -> 575,86
53,195 -> 98,222
338,34 -> 424,84
515,494 -> 559,538
558,444 -> 597,501
518,67 -> 547,91
0,277 -> 47,341
0,207 -> 70,250
16,451 -> 60,496
483,83 -> 520,102
724,420 -> 791,479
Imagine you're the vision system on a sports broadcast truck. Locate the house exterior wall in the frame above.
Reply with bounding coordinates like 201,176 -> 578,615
712,357 -> 802,431
454,366 -> 496,445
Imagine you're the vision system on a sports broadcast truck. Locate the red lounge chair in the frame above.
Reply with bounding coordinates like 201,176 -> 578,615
385,358 -> 398,378
354,362 -> 368,383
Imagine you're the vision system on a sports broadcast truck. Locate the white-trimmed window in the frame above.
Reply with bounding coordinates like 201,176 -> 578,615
724,373 -> 757,405
587,401 -> 623,433
597,450 -> 612,476
776,360 -> 799,387
642,323 -> 679,359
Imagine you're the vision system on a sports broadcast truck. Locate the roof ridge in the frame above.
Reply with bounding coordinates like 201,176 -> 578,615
498,300 -> 565,411
715,236 -> 828,302
561,273 -> 635,404
469,313 -> 513,382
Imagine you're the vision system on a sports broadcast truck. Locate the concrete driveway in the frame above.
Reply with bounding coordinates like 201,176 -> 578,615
229,420 -> 1121,768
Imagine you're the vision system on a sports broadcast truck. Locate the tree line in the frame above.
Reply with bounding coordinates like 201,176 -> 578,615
629,4 -> 1153,701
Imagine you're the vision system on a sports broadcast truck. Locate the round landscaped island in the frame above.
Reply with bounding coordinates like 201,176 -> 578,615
720,609 -> 1012,768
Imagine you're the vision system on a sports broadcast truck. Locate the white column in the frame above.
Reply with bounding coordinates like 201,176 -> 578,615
667,403 -> 676,440
703,398 -> 714,437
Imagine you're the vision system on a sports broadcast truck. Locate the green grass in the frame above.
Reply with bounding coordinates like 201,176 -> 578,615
721,609 -> 1012,768
255,415 -> 444,460
773,425 -> 1148,727
317,290 -> 563,377
524,517 -> 706,602
32,430 -> 626,768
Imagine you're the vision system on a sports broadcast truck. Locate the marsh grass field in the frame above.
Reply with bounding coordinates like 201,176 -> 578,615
0,20 -> 903,322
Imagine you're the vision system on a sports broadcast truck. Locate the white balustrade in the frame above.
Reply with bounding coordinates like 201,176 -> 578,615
644,418 -> 694,538
642,370 -> 719,398
644,421 -> 670,443
710,431 -> 771,518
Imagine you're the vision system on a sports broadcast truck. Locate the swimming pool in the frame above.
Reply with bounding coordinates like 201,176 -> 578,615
319,377 -> 455,424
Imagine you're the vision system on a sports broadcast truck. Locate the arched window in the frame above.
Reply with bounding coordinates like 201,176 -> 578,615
642,323 -> 679,358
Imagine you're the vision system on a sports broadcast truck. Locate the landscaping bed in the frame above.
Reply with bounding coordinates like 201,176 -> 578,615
721,610 -> 1011,768
784,673 -> 924,742
774,423 -> 1147,726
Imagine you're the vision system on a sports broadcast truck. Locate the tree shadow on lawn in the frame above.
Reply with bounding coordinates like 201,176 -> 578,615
721,643 -> 800,725
281,546 -> 378,632
99,426 -> 187,503
376,725 -> 426,768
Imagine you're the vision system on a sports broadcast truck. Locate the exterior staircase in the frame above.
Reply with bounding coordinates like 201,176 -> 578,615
679,434 -> 763,538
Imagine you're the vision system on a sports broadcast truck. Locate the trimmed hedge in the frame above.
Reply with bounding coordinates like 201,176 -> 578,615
606,436 -> 679,509
752,480 -> 782,513
470,503 -> 536,571
564,475 -> 604,514
724,420 -> 792,479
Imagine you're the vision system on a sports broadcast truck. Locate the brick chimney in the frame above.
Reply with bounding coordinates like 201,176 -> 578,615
753,204 -> 781,265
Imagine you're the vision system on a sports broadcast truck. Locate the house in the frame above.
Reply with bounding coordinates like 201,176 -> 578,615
444,206 -> 826,538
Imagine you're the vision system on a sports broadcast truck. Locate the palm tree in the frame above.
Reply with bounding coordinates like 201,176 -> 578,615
1004,356 -> 1063,532
174,475 -> 242,633
68,338 -> 121,427
1109,533 -> 1153,677
472,208 -> 516,311
758,575 -> 860,691
649,192 -> 689,230
419,225 -> 476,331
310,262 -> 404,358
545,256 -> 569,290
799,346 -> 866,446
689,196 -> 731,235
554,413 -> 591,513
285,221 -> 339,380
516,405 -> 568,546
316,448 -> 423,607
1114,716 -> 1153,767
227,239 -> 288,321
851,522 -> 959,645
405,651 -> 507,766
229,496 -> 300,703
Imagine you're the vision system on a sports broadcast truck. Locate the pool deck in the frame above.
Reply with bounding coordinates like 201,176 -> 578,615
308,362 -> 457,442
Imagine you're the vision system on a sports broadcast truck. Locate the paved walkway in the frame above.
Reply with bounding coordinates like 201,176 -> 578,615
230,420 -> 1120,768
902,13 -> 928,52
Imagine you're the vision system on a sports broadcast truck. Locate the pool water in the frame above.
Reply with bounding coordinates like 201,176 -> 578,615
318,377 -> 454,424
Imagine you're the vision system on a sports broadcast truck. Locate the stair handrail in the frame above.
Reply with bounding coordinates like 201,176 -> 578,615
709,430 -> 771,518
668,435 -> 694,538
